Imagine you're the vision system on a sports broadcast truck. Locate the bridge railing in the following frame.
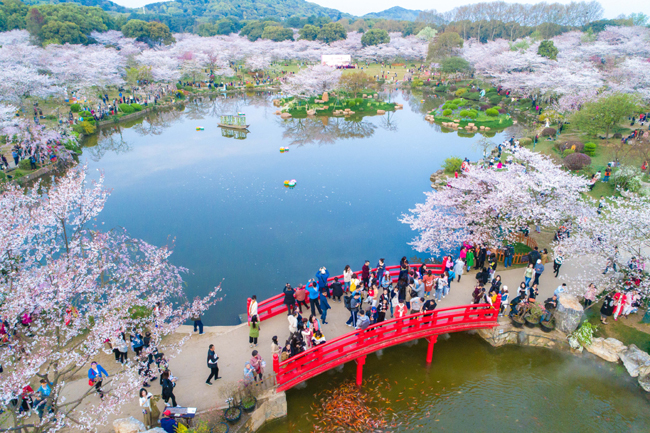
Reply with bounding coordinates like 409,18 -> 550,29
253,263 -> 444,322
273,302 -> 499,392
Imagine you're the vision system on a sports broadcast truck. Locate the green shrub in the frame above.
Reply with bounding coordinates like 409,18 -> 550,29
131,103 -> 143,112
459,109 -> 470,117
448,104 -> 458,110
175,83 -> 182,89
485,108 -> 499,117
443,156 -> 463,174
563,149 -> 575,157
183,85 -> 195,92
434,85 -> 448,93
18,158 -> 36,170
79,120 -> 96,135
519,98 -> 531,106
443,109 -> 452,116
488,95 -> 502,105
611,166 -> 642,192
119,103 -> 135,114
465,92 -> 481,101
79,110 -> 92,119
520,137 -> 532,146
454,88 -> 467,97
70,103 -> 81,112
452,98 -> 466,106
563,153 -> 591,171
468,109 -> 478,118
584,142 -> 596,156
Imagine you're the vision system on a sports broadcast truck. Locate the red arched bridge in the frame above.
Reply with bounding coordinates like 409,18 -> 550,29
248,263 -> 500,392
272,303 -> 499,392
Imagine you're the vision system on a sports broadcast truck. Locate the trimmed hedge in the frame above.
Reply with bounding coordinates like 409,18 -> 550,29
443,109 -> 452,116
460,109 -> 470,117
541,127 -> 556,136
564,153 -> 591,170
131,103 -> 143,112
455,88 -> 467,96
488,95 -> 502,105
485,108 -> 499,117
584,142 -> 596,156
119,103 -> 135,114
468,109 -> 478,118
70,103 -> 81,113
465,92 -> 481,101
451,98 -> 466,106
563,149 -> 575,157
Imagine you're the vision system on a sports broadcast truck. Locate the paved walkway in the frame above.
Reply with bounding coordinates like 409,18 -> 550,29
63,257 -> 587,432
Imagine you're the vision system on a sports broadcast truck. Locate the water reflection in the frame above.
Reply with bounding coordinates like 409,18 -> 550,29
220,128 -> 249,140
279,116 -> 377,146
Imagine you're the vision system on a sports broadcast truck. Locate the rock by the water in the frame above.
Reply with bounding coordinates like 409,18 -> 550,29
638,366 -> 650,392
619,344 -> 650,377
586,337 -> 626,362
113,417 -> 146,433
555,294 -> 584,334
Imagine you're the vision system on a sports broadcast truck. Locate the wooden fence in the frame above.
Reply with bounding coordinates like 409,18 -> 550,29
490,233 -> 539,265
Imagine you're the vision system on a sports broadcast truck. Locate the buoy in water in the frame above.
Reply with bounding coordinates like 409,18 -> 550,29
280,147 -> 285,152
283,147 -> 289,152
196,127 -> 204,131
283,180 -> 289,186
288,179 -> 296,187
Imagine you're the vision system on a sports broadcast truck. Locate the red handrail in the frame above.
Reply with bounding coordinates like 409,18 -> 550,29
273,302 -> 499,392
253,263 -> 444,322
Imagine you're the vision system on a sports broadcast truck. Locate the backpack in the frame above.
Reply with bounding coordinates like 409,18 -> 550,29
344,295 -> 352,311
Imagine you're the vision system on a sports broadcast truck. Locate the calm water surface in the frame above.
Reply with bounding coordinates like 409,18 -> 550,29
259,333 -> 650,433
84,91 -> 500,325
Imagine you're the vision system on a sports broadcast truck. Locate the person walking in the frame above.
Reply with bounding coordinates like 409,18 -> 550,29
250,350 -> 264,383
315,266 -> 330,295
503,244 -> 513,269
343,265 -> 353,291
423,270 -> 435,298
524,263 -> 534,287
161,370 -> 177,407
139,388 -> 160,428
376,258 -> 386,285
361,261 -> 370,288
293,285 -> 309,313
88,361 -> 109,399
319,287 -> 331,324
283,284 -> 296,314
499,287 -> 509,316
191,304 -> 204,334
249,316 -> 260,348
307,281 -> 322,316
454,258 -> 464,282
288,309 -> 298,334
346,292 -> 361,327
466,248 -> 475,272
330,277 -> 343,302
533,260 -> 544,286
248,295 -> 258,322
553,253 -> 563,278
205,344 -> 220,385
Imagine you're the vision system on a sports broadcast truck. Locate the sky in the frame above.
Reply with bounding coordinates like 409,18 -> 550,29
113,0 -> 649,19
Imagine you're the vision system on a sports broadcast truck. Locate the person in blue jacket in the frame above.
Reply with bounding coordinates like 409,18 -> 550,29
319,287 -> 331,324
88,361 -> 109,398
306,281 -> 322,316
315,267 -> 330,297
160,410 -> 178,433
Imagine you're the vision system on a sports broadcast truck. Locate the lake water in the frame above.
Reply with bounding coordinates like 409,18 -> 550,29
84,91 -> 501,325
259,333 -> 650,433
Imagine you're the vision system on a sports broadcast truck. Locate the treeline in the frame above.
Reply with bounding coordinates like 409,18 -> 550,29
0,0 -> 174,45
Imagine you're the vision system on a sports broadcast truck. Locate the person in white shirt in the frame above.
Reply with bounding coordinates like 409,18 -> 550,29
248,295 -> 258,321
288,310 -> 298,334
409,297 -> 423,315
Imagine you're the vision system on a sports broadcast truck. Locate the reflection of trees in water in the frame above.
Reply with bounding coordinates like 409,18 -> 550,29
132,109 -> 185,136
279,116 -> 376,146
188,92 -> 275,118
89,126 -> 133,161
379,111 -> 398,132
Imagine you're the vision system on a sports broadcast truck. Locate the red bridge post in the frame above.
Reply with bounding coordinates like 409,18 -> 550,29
426,335 -> 438,364
273,353 -> 280,376
355,355 -> 366,387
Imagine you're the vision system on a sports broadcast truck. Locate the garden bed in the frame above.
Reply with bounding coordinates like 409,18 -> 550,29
280,95 -> 396,118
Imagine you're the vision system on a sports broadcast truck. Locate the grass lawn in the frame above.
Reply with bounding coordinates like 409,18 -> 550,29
585,302 -> 650,352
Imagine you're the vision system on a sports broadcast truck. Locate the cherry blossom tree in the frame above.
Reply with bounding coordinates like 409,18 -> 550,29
400,145 -> 590,256
555,193 -> 650,301
281,64 -> 341,97
0,166 -> 221,432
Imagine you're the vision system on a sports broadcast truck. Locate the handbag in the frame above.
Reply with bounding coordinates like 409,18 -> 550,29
391,297 -> 399,307
88,379 -> 94,386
